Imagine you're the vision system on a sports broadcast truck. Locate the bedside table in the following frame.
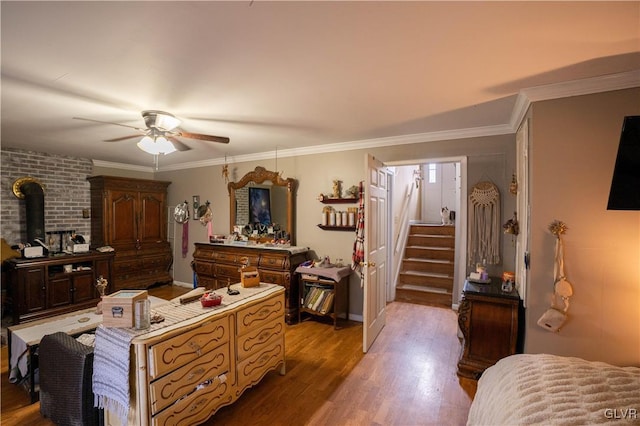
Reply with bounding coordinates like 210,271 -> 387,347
457,279 -> 522,379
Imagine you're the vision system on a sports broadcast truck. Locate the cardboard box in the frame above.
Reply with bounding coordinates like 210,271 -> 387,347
102,290 -> 148,328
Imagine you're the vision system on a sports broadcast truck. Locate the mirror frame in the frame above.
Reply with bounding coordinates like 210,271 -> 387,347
228,166 -> 297,244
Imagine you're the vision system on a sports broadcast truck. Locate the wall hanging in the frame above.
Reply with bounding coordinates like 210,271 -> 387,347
537,220 -> 574,332
468,181 -> 501,265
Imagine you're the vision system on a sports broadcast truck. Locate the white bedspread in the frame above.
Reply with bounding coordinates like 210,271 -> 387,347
467,354 -> 640,425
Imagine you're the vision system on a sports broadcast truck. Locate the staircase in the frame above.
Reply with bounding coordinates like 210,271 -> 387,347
396,224 -> 455,308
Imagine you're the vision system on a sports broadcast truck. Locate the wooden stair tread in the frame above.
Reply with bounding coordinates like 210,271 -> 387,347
400,270 -> 453,277
396,284 -> 451,294
404,257 -> 453,263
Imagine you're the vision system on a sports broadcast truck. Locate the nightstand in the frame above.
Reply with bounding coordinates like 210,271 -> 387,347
457,279 -> 522,379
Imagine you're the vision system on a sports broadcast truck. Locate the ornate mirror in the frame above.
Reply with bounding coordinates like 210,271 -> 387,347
228,166 -> 297,244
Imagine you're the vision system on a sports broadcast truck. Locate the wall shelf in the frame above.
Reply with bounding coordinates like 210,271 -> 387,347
317,225 -> 356,231
319,197 -> 358,204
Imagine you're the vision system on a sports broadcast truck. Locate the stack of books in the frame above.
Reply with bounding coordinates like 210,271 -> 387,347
303,286 -> 334,314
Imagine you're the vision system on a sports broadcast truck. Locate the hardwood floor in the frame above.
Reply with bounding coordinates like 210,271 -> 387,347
0,284 -> 476,426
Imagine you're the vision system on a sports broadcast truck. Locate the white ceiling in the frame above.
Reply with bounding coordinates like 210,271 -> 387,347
2,1 -> 639,170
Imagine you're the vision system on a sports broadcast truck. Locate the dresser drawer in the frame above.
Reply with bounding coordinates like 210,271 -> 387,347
260,271 -> 287,285
237,339 -> 285,393
194,261 -> 214,276
151,373 -> 232,426
215,263 -> 241,280
212,251 -> 237,263
149,316 -> 230,379
113,258 -> 142,273
236,296 -> 285,336
149,342 -> 230,415
237,316 -> 284,361
142,254 -> 171,269
259,254 -> 287,270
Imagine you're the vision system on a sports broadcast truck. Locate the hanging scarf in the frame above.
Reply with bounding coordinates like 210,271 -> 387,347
467,181 -> 501,265
182,221 -> 189,258
351,181 -> 365,277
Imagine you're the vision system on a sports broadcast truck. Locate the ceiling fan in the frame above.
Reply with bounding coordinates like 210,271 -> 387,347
73,110 -> 230,155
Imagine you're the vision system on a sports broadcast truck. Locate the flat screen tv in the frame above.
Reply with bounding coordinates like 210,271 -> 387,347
249,187 -> 272,225
607,115 -> 640,210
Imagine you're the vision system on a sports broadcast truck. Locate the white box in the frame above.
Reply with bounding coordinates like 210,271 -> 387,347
70,242 -> 90,253
23,246 -> 43,258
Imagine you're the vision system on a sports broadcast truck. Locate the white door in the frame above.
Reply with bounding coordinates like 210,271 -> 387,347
363,154 -> 388,352
516,119 -> 530,306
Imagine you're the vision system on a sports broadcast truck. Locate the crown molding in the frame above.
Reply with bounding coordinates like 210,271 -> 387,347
92,159 -> 155,173
509,70 -> 640,131
97,70 -> 640,172
159,124 -> 513,171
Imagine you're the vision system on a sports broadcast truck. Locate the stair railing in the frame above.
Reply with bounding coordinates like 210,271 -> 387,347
394,181 -> 418,255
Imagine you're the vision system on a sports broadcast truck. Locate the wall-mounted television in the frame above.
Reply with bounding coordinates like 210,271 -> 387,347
249,187 -> 272,224
607,115 -> 640,210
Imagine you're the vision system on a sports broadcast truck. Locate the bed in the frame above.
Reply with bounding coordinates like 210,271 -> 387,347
467,354 -> 640,425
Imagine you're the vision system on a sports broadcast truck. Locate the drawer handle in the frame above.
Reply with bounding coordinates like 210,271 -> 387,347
188,367 -> 205,381
259,308 -> 270,318
259,331 -> 270,342
189,397 -> 207,413
189,341 -> 202,356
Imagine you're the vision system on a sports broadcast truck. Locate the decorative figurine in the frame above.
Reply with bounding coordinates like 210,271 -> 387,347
332,180 -> 342,198
95,275 -> 108,314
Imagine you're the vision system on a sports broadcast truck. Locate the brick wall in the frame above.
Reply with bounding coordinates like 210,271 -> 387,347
1,148 -> 92,247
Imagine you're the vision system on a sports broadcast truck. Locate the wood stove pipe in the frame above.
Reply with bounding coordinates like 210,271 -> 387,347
12,177 -> 45,244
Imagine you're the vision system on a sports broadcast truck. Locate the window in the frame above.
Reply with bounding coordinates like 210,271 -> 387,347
428,163 -> 437,183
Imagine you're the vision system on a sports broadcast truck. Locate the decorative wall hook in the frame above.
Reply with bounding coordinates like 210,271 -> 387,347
509,173 -> 518,195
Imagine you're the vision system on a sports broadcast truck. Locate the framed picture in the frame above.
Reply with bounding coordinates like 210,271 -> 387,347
249,187 -> 272,225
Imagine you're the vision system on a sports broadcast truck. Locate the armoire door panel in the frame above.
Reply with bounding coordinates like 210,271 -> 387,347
140,192 -> 165,242
110,191 -> 138,245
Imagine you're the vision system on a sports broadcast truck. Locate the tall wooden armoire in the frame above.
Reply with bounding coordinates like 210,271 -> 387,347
87,176 -> 172,290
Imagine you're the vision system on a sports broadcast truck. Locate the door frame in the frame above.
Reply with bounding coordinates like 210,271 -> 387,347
385,156 -> 468,307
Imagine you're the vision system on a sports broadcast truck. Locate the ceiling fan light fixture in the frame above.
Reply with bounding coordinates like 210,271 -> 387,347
137,135 -> 161,155
156,136 -> 177,154
137,135 -> 177,155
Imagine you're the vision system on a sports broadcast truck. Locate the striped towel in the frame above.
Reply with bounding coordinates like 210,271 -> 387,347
93,326 -> 134,425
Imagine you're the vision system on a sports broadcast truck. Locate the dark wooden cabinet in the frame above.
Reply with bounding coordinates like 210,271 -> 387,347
192,243 -> 308,324
298,270 -> 349,329
88,176 -> 172,290
5,251 -> 114,324
457,279 -> 521,379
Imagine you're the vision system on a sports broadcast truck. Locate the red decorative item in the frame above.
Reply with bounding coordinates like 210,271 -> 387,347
200,292 -> 223,307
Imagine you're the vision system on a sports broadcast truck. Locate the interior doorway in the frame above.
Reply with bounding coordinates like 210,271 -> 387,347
422,162 -> 460,224
384,157 -> 467,309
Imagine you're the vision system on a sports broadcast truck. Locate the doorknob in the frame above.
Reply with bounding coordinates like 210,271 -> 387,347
359,261 -> 376,267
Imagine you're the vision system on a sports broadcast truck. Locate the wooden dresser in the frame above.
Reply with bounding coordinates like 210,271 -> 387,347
87,176 -> 172,291
457,279 -> 522,379
192,243 -> 308,324
5,251 -> 114,324
104,284 -> 285,425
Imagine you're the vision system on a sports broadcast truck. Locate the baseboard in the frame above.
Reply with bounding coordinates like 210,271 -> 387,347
172,281 -> 193,288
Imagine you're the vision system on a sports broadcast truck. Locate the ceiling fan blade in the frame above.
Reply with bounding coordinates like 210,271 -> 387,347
104,134 -> 144,142
177,131 -> 230,144
73,116 -> 147,132
167,137 -> 192,152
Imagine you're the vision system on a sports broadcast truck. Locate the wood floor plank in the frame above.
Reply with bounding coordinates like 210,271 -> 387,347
0,284 -> 475,426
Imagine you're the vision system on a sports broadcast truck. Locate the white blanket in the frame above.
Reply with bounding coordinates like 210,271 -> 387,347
467,354 -> 640,425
